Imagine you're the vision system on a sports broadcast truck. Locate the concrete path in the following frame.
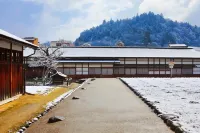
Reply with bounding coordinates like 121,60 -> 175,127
26,78 -> 173,133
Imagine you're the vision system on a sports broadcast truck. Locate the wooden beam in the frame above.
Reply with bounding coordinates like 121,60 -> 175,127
136,58 -> 137,75
181,58 -> 183,76
62,62 -> 64,73
124,57 -> 125,75
10,42 -> 12,97
22,45 -> 25,95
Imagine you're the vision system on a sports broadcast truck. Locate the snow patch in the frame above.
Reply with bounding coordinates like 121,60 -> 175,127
122,78 -> 200,133
26,86 -> 54,95
57,71 -> 67,78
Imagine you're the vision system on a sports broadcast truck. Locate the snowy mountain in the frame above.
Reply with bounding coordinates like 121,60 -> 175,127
75,12 -> 200,47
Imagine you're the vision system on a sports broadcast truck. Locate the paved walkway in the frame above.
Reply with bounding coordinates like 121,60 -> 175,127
26,78 -> 173,133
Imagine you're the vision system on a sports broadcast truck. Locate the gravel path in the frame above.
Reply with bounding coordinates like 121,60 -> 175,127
26,78 -> 173,133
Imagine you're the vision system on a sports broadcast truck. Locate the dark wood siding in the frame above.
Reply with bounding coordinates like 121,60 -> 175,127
0,47 -> 24,101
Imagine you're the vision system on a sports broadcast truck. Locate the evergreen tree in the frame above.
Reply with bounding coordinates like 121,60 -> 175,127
143,31 -> 151,47
74,12 -> 200,47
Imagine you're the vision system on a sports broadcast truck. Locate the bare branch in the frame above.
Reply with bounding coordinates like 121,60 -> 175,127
28,45 -> 63,85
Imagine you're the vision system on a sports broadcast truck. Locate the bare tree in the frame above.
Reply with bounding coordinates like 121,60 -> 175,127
29,46 -> 63,85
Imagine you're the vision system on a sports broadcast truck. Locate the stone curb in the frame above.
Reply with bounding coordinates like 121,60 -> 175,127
119,78 -> 186,133
16,79 -> 89,133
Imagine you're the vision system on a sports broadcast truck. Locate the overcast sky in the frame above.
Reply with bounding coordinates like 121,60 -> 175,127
0,0 -> 200,43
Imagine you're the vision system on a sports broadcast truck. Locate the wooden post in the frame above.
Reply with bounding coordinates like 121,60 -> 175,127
159,58 -> 160,76
124,57 -> 125,76
181,58 -> 183,76
192,58 -> 194,75
82,63 -> 83,75
136,58 -> 138,76
165,58 -> 166,75
62,62 -> 64,73
22,45 -> 25,95
100,62 -> 102,78
170,68 -> 172,78
10,42 -> 12,97
148,58 -> 150,77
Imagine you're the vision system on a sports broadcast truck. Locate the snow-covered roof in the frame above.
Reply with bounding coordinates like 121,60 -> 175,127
169,44 -> 188,47
190,47 -> 200,52
56,60 -> 120,63
23,47 -> 35,56
25,47 -> 200,58
0,29 -> 37,48
57,72 -> 67,78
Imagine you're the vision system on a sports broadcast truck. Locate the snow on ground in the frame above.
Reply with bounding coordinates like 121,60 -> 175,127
122,78 -> 200,133
26,86 -> 54,95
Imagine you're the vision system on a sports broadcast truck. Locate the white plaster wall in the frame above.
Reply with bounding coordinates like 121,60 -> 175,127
12,44 -> 22,51
0,40 -> 22,51
0,40 -> 10,49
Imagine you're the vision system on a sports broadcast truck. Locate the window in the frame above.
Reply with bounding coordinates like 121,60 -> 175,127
193,68 -> 200,74
102,68 -> 113,75
64,68 -> 75,75
114,68 -> 124,75
89,68 -> 101,75
172,69 -> 181,75
76,68 -> 82,75
182,69 -> 193,74
137,68 -> 148,74
125,68 -> 136,75
83,68 -> 88,75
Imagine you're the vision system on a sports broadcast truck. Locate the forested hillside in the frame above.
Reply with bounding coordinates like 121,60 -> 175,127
75,12 -> 200,47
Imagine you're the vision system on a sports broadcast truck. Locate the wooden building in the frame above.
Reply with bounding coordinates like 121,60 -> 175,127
0,29 -> 37,102
25,46 -> 200,79
52,72 -> 67,85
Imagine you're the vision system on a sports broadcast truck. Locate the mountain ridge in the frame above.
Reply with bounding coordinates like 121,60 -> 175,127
74,12 -> 200,47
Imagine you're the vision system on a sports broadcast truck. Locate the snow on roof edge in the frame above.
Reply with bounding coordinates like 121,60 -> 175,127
0,29 -> 38,48
169,44 -> 188,47
57,72 -> 67,78
26,47 -> 200,58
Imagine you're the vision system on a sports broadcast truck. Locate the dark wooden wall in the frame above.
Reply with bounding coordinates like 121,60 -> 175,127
0,47 -> 24,101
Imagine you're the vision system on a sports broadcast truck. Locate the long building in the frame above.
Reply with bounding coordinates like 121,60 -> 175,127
0,29 -> 37,102
24,46 -> 200,79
